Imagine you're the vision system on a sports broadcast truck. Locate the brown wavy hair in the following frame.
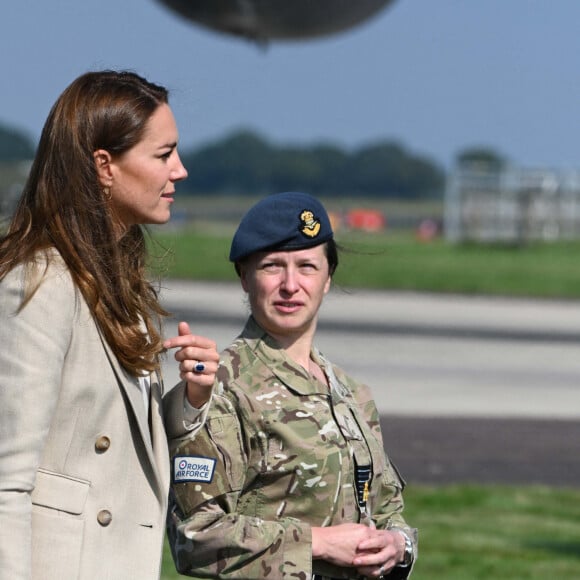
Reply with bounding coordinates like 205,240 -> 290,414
0,70 -> 171,376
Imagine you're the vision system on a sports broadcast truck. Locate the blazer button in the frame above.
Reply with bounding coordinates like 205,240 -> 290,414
97,510 -> 113,526
95,436 -> 111,452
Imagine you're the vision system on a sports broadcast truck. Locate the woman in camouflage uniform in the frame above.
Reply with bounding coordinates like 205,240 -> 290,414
168,192 -> 417,579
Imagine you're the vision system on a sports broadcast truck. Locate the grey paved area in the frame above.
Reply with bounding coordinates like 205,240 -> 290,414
161,281 -> 580,486
380,415 -> 580,487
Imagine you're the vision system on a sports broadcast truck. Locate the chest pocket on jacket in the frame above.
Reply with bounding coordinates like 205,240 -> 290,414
249,407 -> 347,522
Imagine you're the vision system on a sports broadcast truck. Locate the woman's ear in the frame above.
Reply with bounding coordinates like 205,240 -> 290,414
238,263 -> 252,293
93,149 -> 113,187
323,273 -> 332,295
240,267 -> 249,293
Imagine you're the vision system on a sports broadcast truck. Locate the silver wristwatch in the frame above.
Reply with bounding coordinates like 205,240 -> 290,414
399,531 -> 414,567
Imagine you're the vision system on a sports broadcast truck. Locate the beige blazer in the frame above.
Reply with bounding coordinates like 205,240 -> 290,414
0,255 -> 185,580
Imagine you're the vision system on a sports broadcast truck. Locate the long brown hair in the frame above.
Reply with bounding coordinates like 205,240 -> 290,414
0,70 -> 171,376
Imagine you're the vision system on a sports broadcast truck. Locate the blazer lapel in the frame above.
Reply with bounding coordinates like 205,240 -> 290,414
149,378 -> 170,495
96,328 -> 167,499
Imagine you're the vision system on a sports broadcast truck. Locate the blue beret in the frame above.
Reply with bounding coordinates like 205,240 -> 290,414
230,192 -> 334,262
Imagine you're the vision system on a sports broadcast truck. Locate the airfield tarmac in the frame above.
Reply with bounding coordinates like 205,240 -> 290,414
161,281 -> 580,487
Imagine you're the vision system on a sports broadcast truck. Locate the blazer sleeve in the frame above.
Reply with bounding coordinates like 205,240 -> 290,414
0,262 -> 76,579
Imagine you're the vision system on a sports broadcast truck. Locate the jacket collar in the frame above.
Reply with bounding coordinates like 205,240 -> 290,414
239,316 -> 328,396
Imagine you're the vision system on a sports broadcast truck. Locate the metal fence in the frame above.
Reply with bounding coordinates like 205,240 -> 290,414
445,164 -> 580,243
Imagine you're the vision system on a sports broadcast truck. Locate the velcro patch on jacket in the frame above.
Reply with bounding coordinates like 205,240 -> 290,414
173,455 -> 216,483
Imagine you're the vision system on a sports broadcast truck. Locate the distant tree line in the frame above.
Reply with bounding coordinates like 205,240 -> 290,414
180,129 -> 445,199
0,124 -> 35,162
1,122 -> 510,200
456,147 -> 507,172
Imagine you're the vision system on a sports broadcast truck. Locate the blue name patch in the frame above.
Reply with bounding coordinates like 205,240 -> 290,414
173,455 -> 216,483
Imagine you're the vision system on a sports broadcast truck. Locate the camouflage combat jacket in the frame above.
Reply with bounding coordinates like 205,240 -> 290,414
168,317 -> 417,579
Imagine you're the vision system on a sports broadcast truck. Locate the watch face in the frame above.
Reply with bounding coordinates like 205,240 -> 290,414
404,537 -> 414,565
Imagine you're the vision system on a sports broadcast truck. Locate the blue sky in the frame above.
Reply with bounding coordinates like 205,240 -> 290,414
1,0 -> 578,169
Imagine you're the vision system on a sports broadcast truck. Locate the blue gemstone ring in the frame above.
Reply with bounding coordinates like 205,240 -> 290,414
194,361 -> 206,373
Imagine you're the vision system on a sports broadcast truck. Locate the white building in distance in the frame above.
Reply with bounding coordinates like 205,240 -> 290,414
445,163 -> 580,244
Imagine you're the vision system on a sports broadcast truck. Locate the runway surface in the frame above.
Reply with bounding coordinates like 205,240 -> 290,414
379,415 -> 580,487
160,281 -> 580,486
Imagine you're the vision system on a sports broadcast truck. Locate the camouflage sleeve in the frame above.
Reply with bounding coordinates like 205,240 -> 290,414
338,369 -> 418,573
368,401 -> 418,575
167,394 -> 313,579
163,380 -> 210,440
373,459 -> 418,577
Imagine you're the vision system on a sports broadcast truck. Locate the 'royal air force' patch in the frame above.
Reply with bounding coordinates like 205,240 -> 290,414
173,455 -> 216,484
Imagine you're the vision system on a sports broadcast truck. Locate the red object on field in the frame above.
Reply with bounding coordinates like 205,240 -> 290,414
346,209 -> 386,232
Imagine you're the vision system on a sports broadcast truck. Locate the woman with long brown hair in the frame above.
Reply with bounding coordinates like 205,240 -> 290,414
0,70 -> 218,580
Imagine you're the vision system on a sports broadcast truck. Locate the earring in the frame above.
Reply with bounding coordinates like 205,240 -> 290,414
103,186 -> 112,201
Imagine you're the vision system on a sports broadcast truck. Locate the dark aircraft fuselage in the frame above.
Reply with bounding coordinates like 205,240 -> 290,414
157,0 -> 396,41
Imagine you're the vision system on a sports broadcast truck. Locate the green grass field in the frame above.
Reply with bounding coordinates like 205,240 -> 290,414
160,484 -> 580,579
150,226 -> 580,299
